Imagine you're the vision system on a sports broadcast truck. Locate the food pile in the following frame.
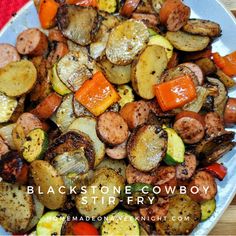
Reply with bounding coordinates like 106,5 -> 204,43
0,0 -> 236,235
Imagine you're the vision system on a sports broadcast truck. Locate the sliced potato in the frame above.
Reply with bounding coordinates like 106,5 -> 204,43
148,34 -> 173,60
57,51 -> 99,92
131,45 -> 168,99
106,19 -> 149,65
69,117 -> 105,167
127,125 -> 167,172
57,5 -> 99,46
0,60 -> 37,97
166,31 -> 210,52
195,58 -> 217,75
155,194 -> 201,235
90,13 -> 120,60
99,59 -> 131,84
76,168 -> 125,217
96,157 -> 127,178
30,160 -> 67,210
0,182 -> 33,233
152,0 -> 165,13
0,92 -> 18,123
26,195 -> 44,231
56,93 -> 76,132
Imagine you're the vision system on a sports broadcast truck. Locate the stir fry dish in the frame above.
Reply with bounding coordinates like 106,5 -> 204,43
0,0 -> 236,235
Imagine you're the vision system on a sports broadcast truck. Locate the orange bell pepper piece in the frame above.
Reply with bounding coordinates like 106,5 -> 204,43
66,0 -> 98,7
39,0 -> 59,29
75,72 -> 120,116
212,51 -> 236,77
154,75 -> 197,112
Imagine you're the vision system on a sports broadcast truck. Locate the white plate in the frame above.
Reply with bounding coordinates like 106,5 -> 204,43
0,0 -> 236,235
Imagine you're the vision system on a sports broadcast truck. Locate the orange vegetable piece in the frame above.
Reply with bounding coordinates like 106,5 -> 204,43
154,75 -> 197,112
66,0 -> 97,7
75,72 -> 120,116
212,51 -> 236,77
39,0 -> 59,29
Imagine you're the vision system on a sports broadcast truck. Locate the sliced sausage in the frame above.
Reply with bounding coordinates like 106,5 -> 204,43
154,166 -> 177,197
105,140 -> 127,160
176,153 -> 197,181
205,112 -> 225,138
180,62 -> 204,85
0,43 -> 20,68
31,93 -> 62,120
0,151 -> 29,184
183,19 -> 221,37
48,28 -> 67,43
16,112 -> 43,136
139,198 -> 169,222
174,111 -> 205,144
132,13 -> 159,27
159,0 -> 190,32
0,137 -> 9,158
167,52 -> 179,69
120,101 -> 150,129
126,164 -> 157,184
47,42 -> 69,68
97,111 -> 129,146
224,98 -> 236,125
16,28 -> 48,56
120,0 -> 141,17
187,171 -> 217,202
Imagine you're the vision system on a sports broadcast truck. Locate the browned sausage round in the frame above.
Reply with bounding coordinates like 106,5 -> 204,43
126,164 -> 157,184
180,62 -> 204,85
132,13 -> 159,27
205,112 -> 225,138
174,111 -> 205,144
187,171 -> 217,202
176,153 -> 197,181
159,0 -> 190,32
105,140 -> 127,160
139,198 -> 169,222
48,28 -> 67,43
120,101 -> 150,129
97,111 -> 129,146
0,43 -> 20,68
16,28 -> 48,56
154,166 -> 177,197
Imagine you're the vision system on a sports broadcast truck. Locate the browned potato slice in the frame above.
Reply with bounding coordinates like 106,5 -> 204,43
131,45 -> 168,99
0,60 -> 37,97
127,125 -> 167,172
183,19 -> 221,37
76,168 -> 125,217
99,59 -> 131,85
57,5 -> 99,46
155,194 -> 201,235
166,31 -> 210,52
106,20 -> 149,65
0,182 -> 33,233
30,160 -> 67,210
